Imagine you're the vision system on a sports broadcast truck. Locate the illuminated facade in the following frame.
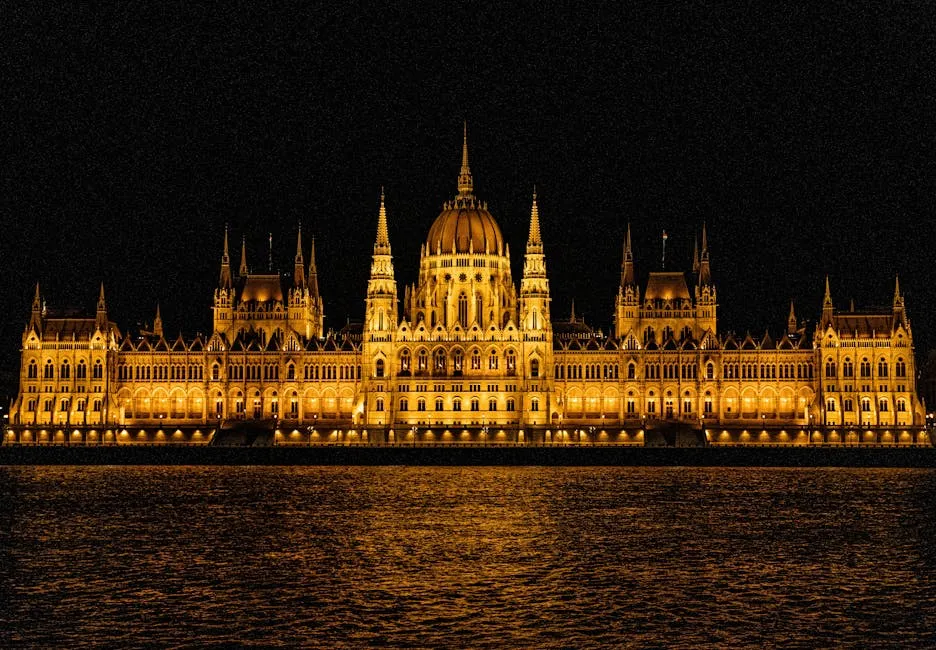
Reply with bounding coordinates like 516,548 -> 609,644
7,130 -> 928,446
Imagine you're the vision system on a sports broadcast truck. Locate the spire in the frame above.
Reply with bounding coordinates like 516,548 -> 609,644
239,236 -> 248,276
457,121 -> 474,197
526,187 -> 542,251
698,223 -> 712,286
95,282 -> 108,330
570,299 -> 576,322
375,187 -> 391,252
692,237 -> 700,274
823,275 -> 832,307
294,225 -> 306,288
307,237 -> 320,298
787,300 -> 797,335
894,275 -> 902,304
29,282 -> 42,330
621,223 -> 635,287
154,304 -> 163,338
219,226 -> 232,289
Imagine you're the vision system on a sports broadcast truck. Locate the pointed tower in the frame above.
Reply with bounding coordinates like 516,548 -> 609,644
457,121 -> 473,198
304,237 -> 324,338
520,188 -> 551,333
365,188 -> 398,336
28,282 -> 43,332
153,304 -> 164,338
293,226 -> 306,290
821,275 -> 834,329
238,236 -> 248,277
893,275 -> 907,330
787,300 -> 797,335
219,226 -> 233,290
614,224 -> 639,338
694,222 -> 717,335
95,283 -> 108,332
213,230 -> 236,336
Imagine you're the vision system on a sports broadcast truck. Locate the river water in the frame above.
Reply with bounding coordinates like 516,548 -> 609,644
2,466 -> 935,648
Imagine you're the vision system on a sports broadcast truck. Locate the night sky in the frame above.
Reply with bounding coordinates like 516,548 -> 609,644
2,3 -> 934,399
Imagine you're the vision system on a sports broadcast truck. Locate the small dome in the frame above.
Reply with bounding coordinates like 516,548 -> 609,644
426,196 -> 504,255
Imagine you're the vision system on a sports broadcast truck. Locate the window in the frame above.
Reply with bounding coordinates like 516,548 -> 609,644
433,349 -> 446,374
896,359 -> 906,377
843,359 -> 854,377
628,363 -> 636,379
93,360 -> 103,379
489,352 -> 498,370
453,398 -> 462,411
452,349 -> 464,373
212,365 -> 220,381
28,361 -> 38,379
44,360 -> 54,379
844,399 -> 854,412
435,397 -> 443,411
400,350 -> 411,374
861,398 -> 871,412
470,398 -> 479,411
399,398 -> 408,411
897,399 -> 906,412
826,399 -> 836,412
505,398 -> 515,411
375,359 -> 385,378
860,359 -> 871,378
417,398 -> 426,411
93,399 -> 102,412
418,349 -> 429,373
287,364 -> 295,380
458,293 -> 468,328
627,399 -> 636,414
488,398 -> 497,411
531,398 -> 539,412
706,363 -> 714,380
376,398 -> 384,412
530,359 -> 539,378
76,361 -> 87,379
825,360 -> 836,378
471,349 -> 481,370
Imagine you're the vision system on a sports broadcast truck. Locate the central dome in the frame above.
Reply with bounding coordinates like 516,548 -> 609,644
426,196 -> 504,255
425,124 -> 505,256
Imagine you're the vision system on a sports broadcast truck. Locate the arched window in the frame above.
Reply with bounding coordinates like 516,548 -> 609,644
435,397 -> 444,411
706,363 -> 714,380
417,349 -> 429,374
417,398 -> 426,412
530,359 -> 540,378
877,358 -> 888,377
531,397 -> 539,412
433,349 -> 446,374
470,349 -> 481,370
843,358 -> 854,377
506,398 -> 515,411
470,398 -> 479,411
628,363 -> 636,379
400,350 -> 411,375
60,360 -> 70,379
399,398 -> 408,411
76,360 -> 87,379
506,350 -> 516,375
825,359 -> 836,378
44,360 -> 54,379
489,352 -> 498,370
212,364 -> 220,381
452,349 -> 464,373
28,360 -> 37,379
488,398 -> 497,411
860,359 -> 871,378
376,398 -> 384,412
896,358 -> 906,377
476,294 -> 484,327
453,397 -> 462,411
286,363 -> 295,380
458,293 -> 468,328
375,359 -> 385,378
826,398 -> 836,412
861,398 -> 871,412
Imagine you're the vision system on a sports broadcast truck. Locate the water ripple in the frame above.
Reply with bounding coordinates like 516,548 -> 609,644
2,466 -> 936,647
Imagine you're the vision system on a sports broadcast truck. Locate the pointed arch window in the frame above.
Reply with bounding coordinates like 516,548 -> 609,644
44,360 -> 54,379
400,349 -> 411,375
877,358 -> 888,378
860,359 -> 871,378
28,360 -> 38,379
470,349 -> 481,370
375,359 -> 385,378
896,358 -> 907,377
458,293 -> 468,328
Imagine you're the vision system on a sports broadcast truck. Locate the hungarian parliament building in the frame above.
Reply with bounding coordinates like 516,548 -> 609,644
7,131 -> 928,446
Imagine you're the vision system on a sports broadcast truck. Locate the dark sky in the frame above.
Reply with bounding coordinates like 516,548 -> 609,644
2,2 -> 934,398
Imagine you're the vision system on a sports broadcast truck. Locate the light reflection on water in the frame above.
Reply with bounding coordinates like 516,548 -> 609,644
1,466 -> 935,648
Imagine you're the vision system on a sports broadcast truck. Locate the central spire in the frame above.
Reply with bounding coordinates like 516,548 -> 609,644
457,121 -> 473,197
375,187 -> 391,252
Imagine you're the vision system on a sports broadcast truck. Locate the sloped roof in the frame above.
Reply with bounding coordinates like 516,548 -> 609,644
644,272 -> 691,301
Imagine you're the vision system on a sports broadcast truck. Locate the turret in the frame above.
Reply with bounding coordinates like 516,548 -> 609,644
614,224 -> 639,338
28,282 -> 42,332
219,226 -> 233,290
893,275 -> 907,330
293,226 -> 306,290
520,188 -> 551,332
698,223 -> 712,287
364,188 -> 397,334
95,283 -> 108,332
153,304 -> 164,338
238,236 -> 248,277
821,275 -> 833,329
787,300 -> 797,335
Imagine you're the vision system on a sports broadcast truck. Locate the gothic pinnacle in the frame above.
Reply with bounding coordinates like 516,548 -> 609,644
457,121 -> 473,197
